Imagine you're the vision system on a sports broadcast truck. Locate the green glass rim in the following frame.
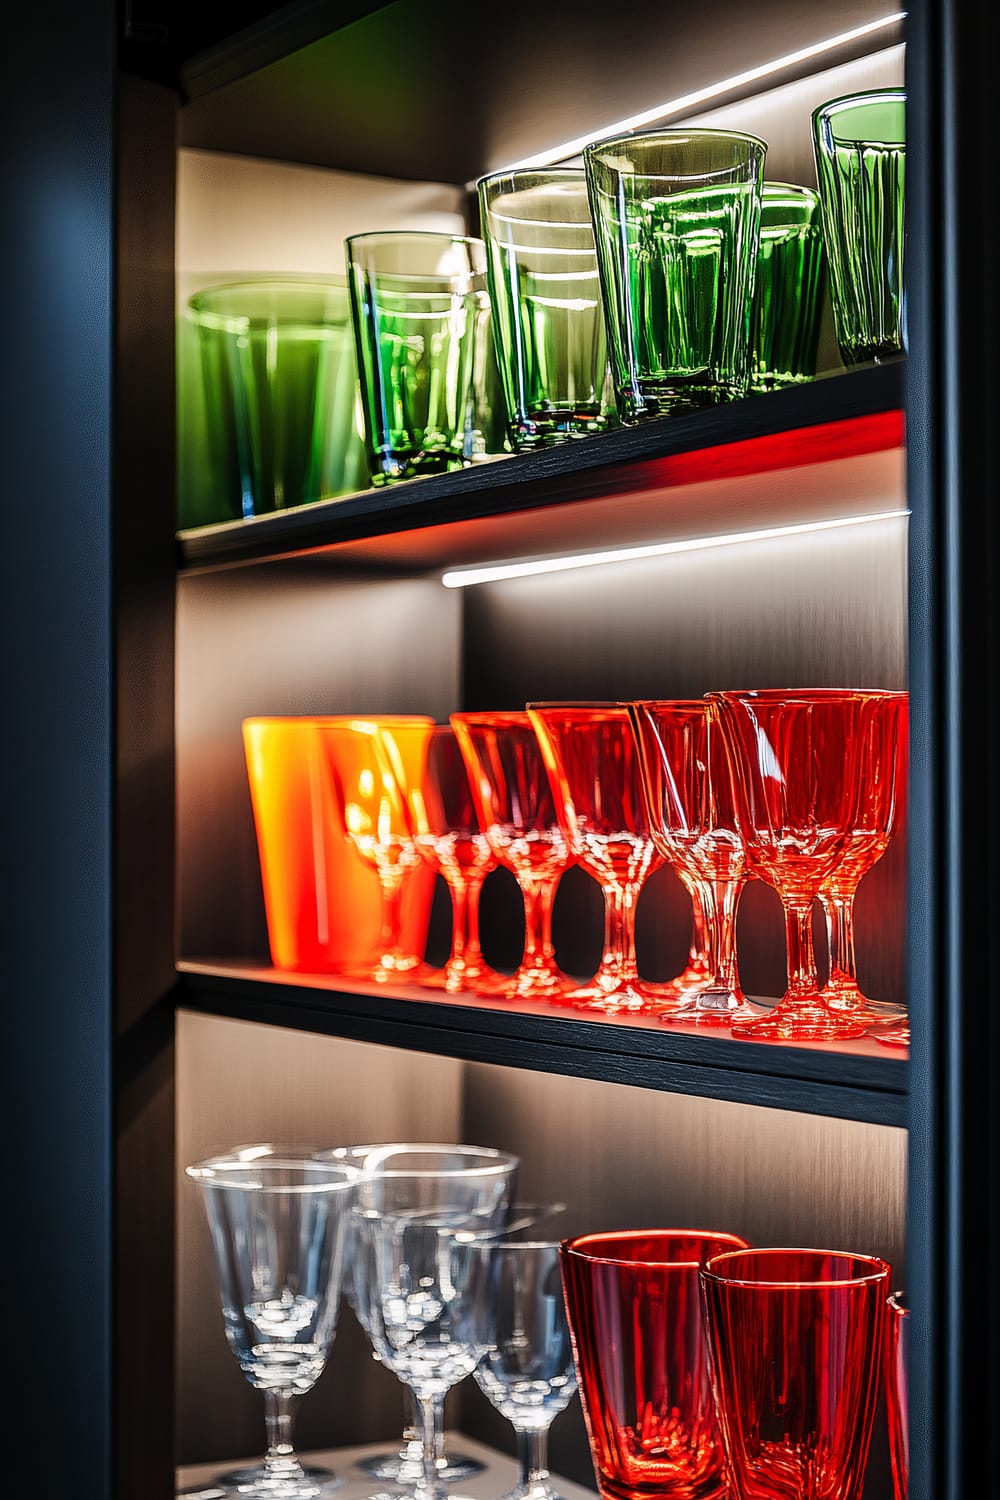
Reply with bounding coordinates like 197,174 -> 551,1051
345,229 -> 485,251
762,181 -> 820,204
476,165 -> 586,192
582,124 -> 768,161
812,87 -> 906,143
188,274 -> 350,331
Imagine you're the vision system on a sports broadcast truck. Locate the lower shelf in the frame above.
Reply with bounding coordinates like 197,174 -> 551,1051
177,961 -> 909,1127
177,1433 -> 595,1500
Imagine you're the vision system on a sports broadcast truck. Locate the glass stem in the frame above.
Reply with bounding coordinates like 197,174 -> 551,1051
462,870 -> 487,967
600,882 -> 640,985
377,869 -> 406,962
783,898 -> 822,1003
684,878 -> 710,973
515,1425 -> 551,1496
822,888 -> 857,987
417,1391 -> 449,1500
262,1390 -> 304,1482
697,876 -> 745,997
521,879 -> 555,970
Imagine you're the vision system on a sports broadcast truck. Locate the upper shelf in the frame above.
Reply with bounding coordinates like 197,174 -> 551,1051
178,362 -> 905,574
178,960 -> 909,1127
176,0 -> 905,182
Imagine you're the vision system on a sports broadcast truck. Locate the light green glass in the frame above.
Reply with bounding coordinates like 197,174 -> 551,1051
477,169 -> 616,449
812,89 -> 905,367
583,129 -> 766,422
751,182 -> 827,392
346,231 -> 506,485
186,277 -> 368,522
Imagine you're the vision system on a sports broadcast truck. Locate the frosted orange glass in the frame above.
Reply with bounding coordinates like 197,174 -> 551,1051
242,716 -> 436,973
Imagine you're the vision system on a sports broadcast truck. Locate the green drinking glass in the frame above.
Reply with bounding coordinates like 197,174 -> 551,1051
477,168 -> 616,449
186,276 -> 368,521
812,88 -> 906,367
583,128 -> 766,421
346,230 -> 505,485
751,182 -> 827,392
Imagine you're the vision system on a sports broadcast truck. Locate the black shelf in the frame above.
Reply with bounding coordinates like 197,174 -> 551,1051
178,361 -> 904,573
178,961 -> 909,1127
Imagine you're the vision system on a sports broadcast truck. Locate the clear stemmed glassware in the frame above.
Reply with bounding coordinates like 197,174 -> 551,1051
819,690 -> 909,1024
450,711 -> 574,1001
629,699 -> 763,1028
349,1144 -> 520,1500
404,724 -> 507,994
474,1238 -> 578,1500
710,689 -> 887,1041
320,720 -> 435,984
526,702 -> 669,1014
184,1146 -> 359,1500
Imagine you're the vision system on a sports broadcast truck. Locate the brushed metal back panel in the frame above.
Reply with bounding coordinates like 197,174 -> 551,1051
176,566 -> 462,958
464,514 -> 908,1004
175,1012 -> 466,1465
458,1061 -> 906,1492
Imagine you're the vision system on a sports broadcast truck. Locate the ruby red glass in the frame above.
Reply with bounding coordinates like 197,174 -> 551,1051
819,691 -> 909,1025
886,1290 -> 909,1500
700,1247 -> 891,1500
629,699 -> 762,1027
405,724 -> 506,994
450,710 -> 572,1000
560,1229 -> 751,1500
527,703 -> 666,1014
710,689 -> 892,1041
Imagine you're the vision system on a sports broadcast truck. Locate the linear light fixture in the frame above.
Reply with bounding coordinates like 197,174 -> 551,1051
493,13 -> 906,173
440,510 -> 910,588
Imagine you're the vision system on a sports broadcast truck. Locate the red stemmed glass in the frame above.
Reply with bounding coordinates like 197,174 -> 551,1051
560,1229 -> 752,1500
819,690 -> 909,1025
709,689 -> 887,1041
404,724 -> 506,994
450,711 -> 573,1000
885,1290 -> 909,1500
700,1247 -> 891,1500
629,699 -> 763,1028
527,702 -> 669,1015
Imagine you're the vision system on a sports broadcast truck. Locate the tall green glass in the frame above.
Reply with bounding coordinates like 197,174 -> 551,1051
751,182 -> 827,392
583,129 -> 766,421
346,231 -> 505,485
186,276 -> 367,521
477,169 -> 615,449
812,89 -> 905,366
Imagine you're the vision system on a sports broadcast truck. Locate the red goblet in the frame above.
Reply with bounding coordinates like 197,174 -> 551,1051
450,711 -> 573,1000
560,1229 -> 751,1500
885,1290 -> 909,1500
700,1247 -> 891,1500
819,690 -> 909,1025
709,689 -> 887,1041
629,699 -> 763,1027
404,724 -> 506,994
527,702 -> 668,1015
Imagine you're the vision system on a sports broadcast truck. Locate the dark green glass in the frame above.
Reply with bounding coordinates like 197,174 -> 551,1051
751,183 -> 827,392
477,168 -> 615,449
185,277 -> 367,522
812,89 -> 905,366
584,129 -> 765,422
346,231 -> 506,485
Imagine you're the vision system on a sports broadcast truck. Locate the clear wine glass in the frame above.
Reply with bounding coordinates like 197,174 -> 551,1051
629,698 -> 763,1027
526,702 -> 669,1014
350,1144 -> 520,1500
710,689 -> 885,1041
404,724 -> 507,994
450,712 -> 574,1001
320,720 -> 435,983
474,1237 -> 578,1500
819,690 -> 909,1025
184,1145 -> 358,1500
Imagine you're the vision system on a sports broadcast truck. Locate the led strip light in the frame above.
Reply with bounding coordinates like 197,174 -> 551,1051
440,509 -> 910,588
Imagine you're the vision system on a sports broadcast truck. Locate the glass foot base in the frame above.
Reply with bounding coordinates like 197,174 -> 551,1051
180,1462 -> 344,1498
355,1450 -> 485,1482
730,1001 -> 869,1041
566,978 -> 666,1015
661,995 -> 768,1029
345,958 -> 438,986
418,966 -> 512,997
872,1025 -> 910,1048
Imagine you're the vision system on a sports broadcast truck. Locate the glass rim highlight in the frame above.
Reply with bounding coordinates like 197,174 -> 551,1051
561,1228 -> 749,1269
583,124 -> 769,161
701,1246 -> 892,1288
812,85 -> 906,134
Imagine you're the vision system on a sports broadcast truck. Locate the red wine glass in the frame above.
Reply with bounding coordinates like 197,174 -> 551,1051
450,711 -> 573,1000
885,1289 -> 909,1500
709,689 -> 885,1041
404,724 -> 506,994
819,690 -> 909,1024
560,1229 -> 751,1500
629,698 -> 763,1027
527,702 -> 669,1015
700,1247 -> 891,1500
